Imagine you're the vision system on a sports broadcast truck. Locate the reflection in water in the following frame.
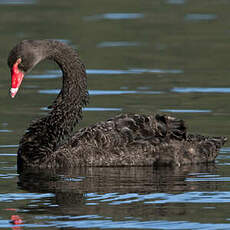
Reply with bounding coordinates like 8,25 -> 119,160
15,165 -> 230,229
18,164 -> 220,200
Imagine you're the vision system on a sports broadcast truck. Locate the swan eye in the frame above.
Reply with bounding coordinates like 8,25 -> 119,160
11,58 -> 22,72
15,58 -> 25,71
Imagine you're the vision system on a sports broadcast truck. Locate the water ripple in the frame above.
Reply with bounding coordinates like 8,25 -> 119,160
160,109 -> 211,113
167,0 -> 186,4
220,147 -> 230,153
186,172 -> 230,182
39,89 -> 163,95
0,0 -> 36,4
172,87 -> 230,93
0,129 -> 12,133
97,41 -> 141,48
0,173 -> 17,179
84,107 -> 122,111
36,214 -> 102,220
43,219 -> 230,229
185,14 -> 217,21
0,145 -> 18,148
26,74 -> 60,79
186,177 -> 230,182
27,68 -> 182,80
85,191 -> 230,205
0,193 -> 54,202
146,192 -> 230,204
84,13 -> 144,21
47,68 -> 183,76
0,153 -> 17,156
41,107 -> 122,112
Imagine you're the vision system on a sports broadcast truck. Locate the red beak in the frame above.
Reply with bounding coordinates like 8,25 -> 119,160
10,58 -> 24,98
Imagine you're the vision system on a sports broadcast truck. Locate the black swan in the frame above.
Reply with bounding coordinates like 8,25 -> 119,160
8,40 -> 227,170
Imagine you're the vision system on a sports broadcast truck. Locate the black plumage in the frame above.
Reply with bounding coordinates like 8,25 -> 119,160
7,40 -> 227,171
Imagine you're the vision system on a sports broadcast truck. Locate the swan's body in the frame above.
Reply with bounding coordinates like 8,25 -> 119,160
8,40 -> 226,171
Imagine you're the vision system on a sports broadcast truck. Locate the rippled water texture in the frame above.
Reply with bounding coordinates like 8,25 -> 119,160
1,0 -> 230,229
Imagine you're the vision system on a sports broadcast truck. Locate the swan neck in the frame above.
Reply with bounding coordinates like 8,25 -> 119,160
18,40 -> 89,166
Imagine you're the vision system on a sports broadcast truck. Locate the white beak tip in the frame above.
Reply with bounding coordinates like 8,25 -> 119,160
10,88 -> 18,98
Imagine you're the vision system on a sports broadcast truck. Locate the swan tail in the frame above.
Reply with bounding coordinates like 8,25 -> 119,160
188,134 -> 227,149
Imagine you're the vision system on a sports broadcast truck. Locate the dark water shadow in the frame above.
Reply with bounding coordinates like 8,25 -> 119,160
17,164 -> 219,205
15,165 -> 230,229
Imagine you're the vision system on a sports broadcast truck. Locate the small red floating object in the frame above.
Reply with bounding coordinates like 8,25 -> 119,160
5,208 -> 17,211
10,215 -> 23,225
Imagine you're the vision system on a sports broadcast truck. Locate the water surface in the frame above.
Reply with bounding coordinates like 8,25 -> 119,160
0,0 -> 230,229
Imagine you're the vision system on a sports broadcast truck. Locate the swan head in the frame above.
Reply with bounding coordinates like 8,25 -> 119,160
8,40 -> 45,98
